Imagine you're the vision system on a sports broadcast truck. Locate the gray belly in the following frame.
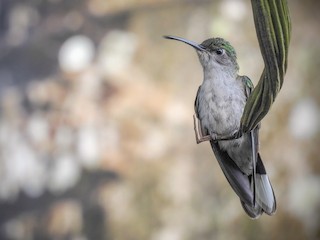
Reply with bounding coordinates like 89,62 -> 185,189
198,91 -> 245,136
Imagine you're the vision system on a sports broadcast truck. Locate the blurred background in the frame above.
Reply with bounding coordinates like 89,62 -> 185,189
0,0 -> 319,239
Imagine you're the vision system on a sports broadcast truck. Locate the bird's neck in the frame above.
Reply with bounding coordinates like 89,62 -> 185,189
203,67 -> 238,91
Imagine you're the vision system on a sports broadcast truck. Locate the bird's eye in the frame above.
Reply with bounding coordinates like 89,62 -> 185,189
215,49 -> 225,55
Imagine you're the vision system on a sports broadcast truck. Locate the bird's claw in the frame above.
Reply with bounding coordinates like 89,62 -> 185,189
193,114 -> 211,144
193,114 -> 242,143
212,129 -> 243,142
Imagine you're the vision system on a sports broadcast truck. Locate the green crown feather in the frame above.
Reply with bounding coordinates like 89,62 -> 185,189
201,37 -> 238,69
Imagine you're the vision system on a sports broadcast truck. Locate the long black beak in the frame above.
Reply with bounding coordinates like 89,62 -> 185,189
163,35 -> 205,52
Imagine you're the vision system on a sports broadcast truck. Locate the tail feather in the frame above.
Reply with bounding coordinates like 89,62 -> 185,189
256,174 -> 276,215
241,155 -> 276,217
241,200 -> 263,219
210,141 -> 276,218
255,154 -> 276,215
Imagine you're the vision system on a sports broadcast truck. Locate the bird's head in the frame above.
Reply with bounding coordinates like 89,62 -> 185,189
164,35 -> 239,74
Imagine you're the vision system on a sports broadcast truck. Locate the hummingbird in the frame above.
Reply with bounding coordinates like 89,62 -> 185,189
164,35 -> 276,218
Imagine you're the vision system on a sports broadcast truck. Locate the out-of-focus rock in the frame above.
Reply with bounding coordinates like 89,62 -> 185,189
58,35 -> 95,73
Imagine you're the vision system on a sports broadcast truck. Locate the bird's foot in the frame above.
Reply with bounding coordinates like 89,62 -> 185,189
193,114 -> 211,144
211,129 -> 243,142
193,114 -> 242,144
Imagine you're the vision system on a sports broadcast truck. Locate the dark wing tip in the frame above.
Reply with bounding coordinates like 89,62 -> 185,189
241,201 -> 263,219
209,141 -> 254,206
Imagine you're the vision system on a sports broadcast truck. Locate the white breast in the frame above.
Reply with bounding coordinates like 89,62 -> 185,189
197,71 -> 246,136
